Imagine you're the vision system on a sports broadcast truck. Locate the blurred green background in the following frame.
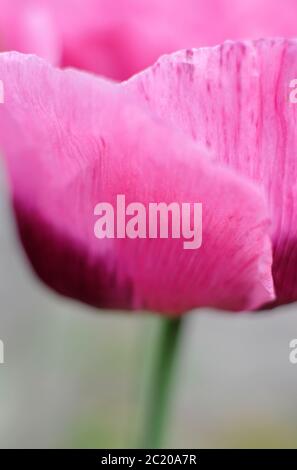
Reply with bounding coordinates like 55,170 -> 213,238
0,163 -> 297,449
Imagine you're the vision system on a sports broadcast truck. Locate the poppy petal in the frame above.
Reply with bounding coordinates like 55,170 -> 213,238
125,38 -> 297,305
0,53 -> 274,313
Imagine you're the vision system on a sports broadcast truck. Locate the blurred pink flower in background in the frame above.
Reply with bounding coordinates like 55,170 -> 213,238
1,0 -> 297,80
1,38 -> 297,313
0,0 -> 59,63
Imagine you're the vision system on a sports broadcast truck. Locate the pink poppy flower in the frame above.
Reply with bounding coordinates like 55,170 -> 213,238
1,0 -> 297,80
2,38 -> 296,314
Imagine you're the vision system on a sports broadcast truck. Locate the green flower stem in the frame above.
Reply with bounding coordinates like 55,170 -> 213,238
143,316 -> 183,449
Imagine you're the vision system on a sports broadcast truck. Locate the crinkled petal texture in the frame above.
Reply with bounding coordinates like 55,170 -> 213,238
2,0 -> 297,80
125,38 -> 297,306
0,52 -> 274,314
